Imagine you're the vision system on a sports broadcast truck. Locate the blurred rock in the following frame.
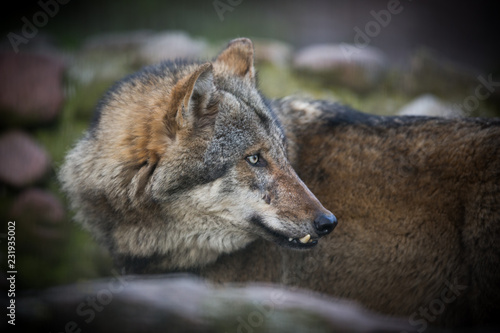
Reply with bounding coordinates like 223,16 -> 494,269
10,188 -> 65,240
82,30 -> 155,52
138,31 -> 207,65
0,52 -> 65,126
0,131 -> 50,187
293,43 -> 388,91
253,39 -> 292,67
398,94 -> 464,118
18,275 -> 418,333
67,50 -> 134,86
402,48 -> 478,98
77,31 -> 207,78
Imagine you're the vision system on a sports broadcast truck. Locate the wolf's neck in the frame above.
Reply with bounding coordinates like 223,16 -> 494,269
198,239 -> 284,283
113,214 -> 258,274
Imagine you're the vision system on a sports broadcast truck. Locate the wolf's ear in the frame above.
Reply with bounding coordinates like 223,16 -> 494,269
167,63 -> 216,134
215,38 -> 255,85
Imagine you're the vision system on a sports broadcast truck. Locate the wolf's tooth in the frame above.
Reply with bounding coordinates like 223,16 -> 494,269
299,234 -> 311,244
288,238 -> 293,242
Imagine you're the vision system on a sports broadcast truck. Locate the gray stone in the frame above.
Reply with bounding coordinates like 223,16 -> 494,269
253,39 -> 293,67
293,43 -> 388,91
67,49 -> 133,86
80,31 -> 207,70
138,31 -> 207,65
0,131 -> 50,187
0,52 -> 65,126
17,275 -> 418,333
82,30 -> 155,52
398,94 -> 465,118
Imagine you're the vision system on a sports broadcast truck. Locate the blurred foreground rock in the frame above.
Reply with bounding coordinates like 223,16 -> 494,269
16,275 -> 422,333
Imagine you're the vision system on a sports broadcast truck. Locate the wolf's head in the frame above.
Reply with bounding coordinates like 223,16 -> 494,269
60,38 -> 336,272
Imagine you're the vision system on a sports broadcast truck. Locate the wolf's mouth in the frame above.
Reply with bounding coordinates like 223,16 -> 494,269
285,234 -> 318,248
250,215 -> 318,249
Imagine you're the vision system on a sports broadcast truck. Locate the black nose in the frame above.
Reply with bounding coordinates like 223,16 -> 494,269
314,213 -> 337,235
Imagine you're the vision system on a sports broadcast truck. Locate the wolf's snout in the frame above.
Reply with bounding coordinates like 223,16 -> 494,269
314,213 -> 337,235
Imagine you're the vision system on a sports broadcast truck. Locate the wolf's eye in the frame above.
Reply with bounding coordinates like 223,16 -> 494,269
246,154 -> 267,167
246,154 -> 259,164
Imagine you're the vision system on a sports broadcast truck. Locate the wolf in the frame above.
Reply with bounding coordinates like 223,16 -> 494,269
60,38 -> 500,328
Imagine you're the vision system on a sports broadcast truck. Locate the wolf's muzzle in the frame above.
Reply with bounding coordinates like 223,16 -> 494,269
314,213 -> 337,235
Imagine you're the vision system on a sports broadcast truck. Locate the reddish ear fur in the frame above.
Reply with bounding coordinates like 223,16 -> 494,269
215,37 -> 255,84
164,63 -> 214,136
120,64 -> 214,180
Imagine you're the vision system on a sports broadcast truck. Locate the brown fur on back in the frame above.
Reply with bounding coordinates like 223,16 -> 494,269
201,98 -> 500,327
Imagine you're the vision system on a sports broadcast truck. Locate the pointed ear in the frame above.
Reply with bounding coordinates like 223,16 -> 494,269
215,38 -> 255,84
168,63 -> 216,134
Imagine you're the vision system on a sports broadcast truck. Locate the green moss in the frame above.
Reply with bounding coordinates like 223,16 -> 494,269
257,63 -> 412,116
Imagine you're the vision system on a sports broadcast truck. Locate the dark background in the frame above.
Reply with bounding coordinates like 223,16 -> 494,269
2,0 -> 499,72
